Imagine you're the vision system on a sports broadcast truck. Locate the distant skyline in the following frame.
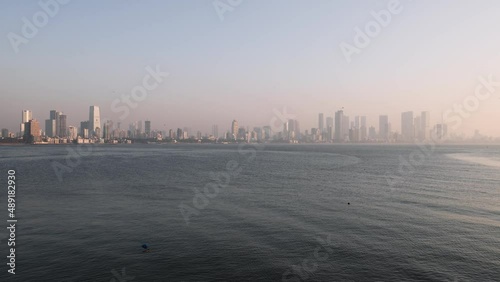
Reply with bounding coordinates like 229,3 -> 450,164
2,0 -> 500,136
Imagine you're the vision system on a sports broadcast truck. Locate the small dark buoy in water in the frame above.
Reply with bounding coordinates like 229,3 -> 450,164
142,243 -> 151,253
348,202 -> 350,205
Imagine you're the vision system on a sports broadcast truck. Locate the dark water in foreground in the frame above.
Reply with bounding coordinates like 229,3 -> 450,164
0,144 -> 499,281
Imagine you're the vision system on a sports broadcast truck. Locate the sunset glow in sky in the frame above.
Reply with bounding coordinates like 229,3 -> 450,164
1,0 -> 500,136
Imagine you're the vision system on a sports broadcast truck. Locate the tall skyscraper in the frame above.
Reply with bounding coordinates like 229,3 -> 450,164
20,109 -> 32,136
263,126 -> 272,140
286,119 -> 300,140
231,120 -> 238,140
80,121 -> 89,138
334,110 -> 344,142
89,106 -> 101,137
58,114 -> 67,137
45,119 -> 56,137
50,110 -> 57,120
379,115 -> 389,141
54,111 -> 62,136
212,125 -> 219,138
145,120 -> 151,137
326,116 -> 334,141
343,115 -> 350,140
326,117 -> 333,129
360,116 -> 367,141
138,120 -> 143,135
401,111 -> 414,142
69,126 -> 78,140
24,119 -> 41,143
435,123 -> 448,140
318,113 -> 324,133
421,111 -> 430,140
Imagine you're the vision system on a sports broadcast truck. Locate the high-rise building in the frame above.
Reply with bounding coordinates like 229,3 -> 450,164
286,119 -> 300,140
45,119 -> 56,137
334,110 -> 344,142
435,123 -> 448,140
69,126 -> 78,140
138,120 -> 143,135
343,115 -> 350,140
20,110 -> 32,136
379,115 -> 389,141
360,116 -> 367,141
421,111 -> 430,140
401,111 -> 414,142
54,111 -> 62,136
89,106 -> 101,137
24,119 -> 41,143
327,126 -> 333,142
238,127 -> 246,140
103,122 -> 109,140
1,128 -> 9,138
231,120 -> 238,140
50,110 -> 57,120
58,114 -> 67,137
145,120 -> 151,137
318,113 -> 324,133
263,126 -> 272,140
326,116 -> 334,141
80,121 -> 89,138
212,125 -> 219,139
326,117 -> 333,129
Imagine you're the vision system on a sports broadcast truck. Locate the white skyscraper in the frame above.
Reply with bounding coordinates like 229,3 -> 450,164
421,111 -> 430,140
89,106 -> 101,137
334,110 -> 344,142
379,115 -> 389,141
318,113 -> 324,133
401,111 -> 414,142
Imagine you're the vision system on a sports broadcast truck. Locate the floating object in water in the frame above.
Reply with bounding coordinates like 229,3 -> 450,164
348,202 -> 350,205
142,243 -> 151,252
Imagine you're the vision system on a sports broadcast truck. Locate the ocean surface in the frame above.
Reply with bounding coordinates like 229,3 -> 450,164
0,143 -> 499,281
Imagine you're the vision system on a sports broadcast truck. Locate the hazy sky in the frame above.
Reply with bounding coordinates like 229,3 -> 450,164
1,0 -> 500,136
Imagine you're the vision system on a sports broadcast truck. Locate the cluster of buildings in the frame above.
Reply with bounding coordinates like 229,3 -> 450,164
219,111 -> 440,144
1,107 -> 498,144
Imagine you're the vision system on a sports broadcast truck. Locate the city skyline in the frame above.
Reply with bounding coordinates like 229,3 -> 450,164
4,105 -> 497,144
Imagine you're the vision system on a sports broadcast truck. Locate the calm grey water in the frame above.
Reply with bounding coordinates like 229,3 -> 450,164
0,144 -> 499,281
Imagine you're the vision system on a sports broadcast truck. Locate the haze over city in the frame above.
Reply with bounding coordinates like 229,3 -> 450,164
3,1 -> 500,281
2,0 -> 500,137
